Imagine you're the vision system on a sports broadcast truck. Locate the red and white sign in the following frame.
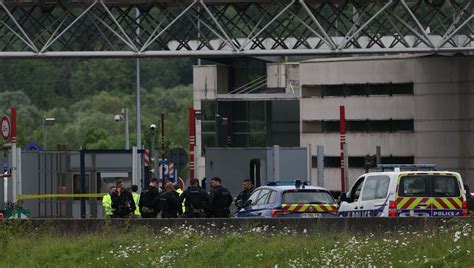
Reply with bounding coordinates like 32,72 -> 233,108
1,115 -> 11,141
144,149 -> 150,167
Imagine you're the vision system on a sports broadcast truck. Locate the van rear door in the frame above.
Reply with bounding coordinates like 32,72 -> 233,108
396,173 -> 464,217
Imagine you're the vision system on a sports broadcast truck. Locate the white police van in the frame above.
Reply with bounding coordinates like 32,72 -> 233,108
338,164 -> 469,217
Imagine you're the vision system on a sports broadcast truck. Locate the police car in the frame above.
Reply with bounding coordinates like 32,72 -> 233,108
338,164 -> 469,217
234,180 -> 338,218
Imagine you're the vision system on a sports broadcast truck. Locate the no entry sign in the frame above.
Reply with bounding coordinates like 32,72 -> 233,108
1,115 -> 11,141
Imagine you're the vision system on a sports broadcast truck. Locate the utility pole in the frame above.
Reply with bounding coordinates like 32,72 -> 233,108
339,105 -> 346,193
123,108 -> 129,150
161,112 -> 165,189
135,6 -> 141,150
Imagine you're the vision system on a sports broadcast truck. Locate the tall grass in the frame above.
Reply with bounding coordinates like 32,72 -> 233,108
0,219 -> 473,267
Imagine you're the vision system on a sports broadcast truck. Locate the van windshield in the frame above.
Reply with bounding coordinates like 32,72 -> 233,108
398,175 -> 460,197
282,190 -> 335,204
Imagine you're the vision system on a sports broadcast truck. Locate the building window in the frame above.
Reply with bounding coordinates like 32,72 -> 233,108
302,120 -> 322,133
302,119 -> 414,133
312,156 -> 415,168
302,83 -> 414,98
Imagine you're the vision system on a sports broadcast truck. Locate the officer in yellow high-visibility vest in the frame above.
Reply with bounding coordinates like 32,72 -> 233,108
131,185 -> 141,217
175,183 -> 185,215
102,186 -> 116,218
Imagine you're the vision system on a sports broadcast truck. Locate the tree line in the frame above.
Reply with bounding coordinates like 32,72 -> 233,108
0,58 -> 194,152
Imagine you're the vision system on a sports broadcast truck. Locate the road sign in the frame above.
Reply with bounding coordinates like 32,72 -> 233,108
168,148 -> 188,170
159,160 -> 170,181
1,115 -> 10,141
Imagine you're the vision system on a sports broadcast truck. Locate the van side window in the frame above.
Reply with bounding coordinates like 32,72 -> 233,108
361,175 -> 390,201
350,177 -> 365,202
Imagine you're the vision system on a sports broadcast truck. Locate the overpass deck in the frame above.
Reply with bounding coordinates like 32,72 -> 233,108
0,0 -> 471,57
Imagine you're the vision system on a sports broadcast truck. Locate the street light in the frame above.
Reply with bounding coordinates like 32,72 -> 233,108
43,116 -> 55,151
149,123 -> 157,177
114,108 -> 129,150
150,123 -> 156,159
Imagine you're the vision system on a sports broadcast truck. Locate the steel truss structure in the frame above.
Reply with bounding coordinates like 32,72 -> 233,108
0,0 -> 472,57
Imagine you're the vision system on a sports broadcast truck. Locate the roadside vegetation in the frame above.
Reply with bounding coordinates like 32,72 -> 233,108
1,218 -> 473,267
0,58 -> 193,152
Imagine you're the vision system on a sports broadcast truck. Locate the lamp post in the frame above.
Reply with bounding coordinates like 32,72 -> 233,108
43,116 -> 55,151
150,123 -> 156,162
114,108 -> 129,149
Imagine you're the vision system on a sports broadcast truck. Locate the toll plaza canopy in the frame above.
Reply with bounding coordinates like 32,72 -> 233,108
0,0 -> 472,57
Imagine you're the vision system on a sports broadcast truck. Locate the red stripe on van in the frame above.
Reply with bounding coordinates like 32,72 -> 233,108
402,198 -> 416,209
447,198 -> 461,209
436,198 -> 450,209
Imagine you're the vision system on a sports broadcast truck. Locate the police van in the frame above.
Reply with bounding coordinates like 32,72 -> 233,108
338,164 -> 469,217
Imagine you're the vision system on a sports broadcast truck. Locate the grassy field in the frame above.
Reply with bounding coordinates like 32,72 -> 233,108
1,219 -> 473,267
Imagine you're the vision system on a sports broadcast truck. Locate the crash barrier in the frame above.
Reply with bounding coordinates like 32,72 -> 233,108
12,194 -> 109,218
2,218 -> 469,235
17,194 -> 106,200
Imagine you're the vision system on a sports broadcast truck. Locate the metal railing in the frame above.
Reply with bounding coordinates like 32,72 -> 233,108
228,76 -> 267,94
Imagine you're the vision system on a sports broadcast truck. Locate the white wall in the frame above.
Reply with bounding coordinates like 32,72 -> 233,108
301,96 -> 414,120
300,57 -> 415,84
311,167 -> 367,191
299,56 -> 474,189
303,133 -> 415,156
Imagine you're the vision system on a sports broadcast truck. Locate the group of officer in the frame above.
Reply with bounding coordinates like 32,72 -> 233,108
102,177 -> 235,218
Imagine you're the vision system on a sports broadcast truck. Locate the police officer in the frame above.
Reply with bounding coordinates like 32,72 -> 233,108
179,178 -> 209,218
174,183 -> 185,215
208,177 -> 233,218
138,178 -> 160,218
111,180 -> 136,218
131,185 -> 141,217
465,184 -> 473,211
102,186 -> 116,218
158,182 -> 181,218
235,179 -> 254,208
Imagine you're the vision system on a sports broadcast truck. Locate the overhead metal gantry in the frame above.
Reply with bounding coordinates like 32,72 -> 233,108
0,0 -> 472,57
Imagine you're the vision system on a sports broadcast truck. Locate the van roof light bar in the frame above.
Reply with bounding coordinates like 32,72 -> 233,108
267,180 -> 309,186
376,164 -> 437,172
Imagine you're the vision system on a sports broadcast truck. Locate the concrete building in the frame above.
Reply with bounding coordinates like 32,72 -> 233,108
192,55 -> 474,190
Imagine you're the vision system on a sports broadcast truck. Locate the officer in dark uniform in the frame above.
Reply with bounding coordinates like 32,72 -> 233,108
208,177 -> 233,218
158,182 -> 181,218
235,179 -> 255,208
179,178 -> 209,218
111,180 -> 136,218
138,178 -> 160,218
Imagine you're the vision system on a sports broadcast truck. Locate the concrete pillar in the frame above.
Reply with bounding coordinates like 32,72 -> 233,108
132,146 -> 138,186
343,143 -> 349,192
376,146 -> 381,166
317,145 -> 324,187
306,144 -> 312,184
273,145 -> 280,180
16,147 -> 21,199
11,143 -> 16,202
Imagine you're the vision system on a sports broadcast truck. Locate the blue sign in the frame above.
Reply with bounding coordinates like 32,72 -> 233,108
158,160 -> 175,183
3,161 -> 9,173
